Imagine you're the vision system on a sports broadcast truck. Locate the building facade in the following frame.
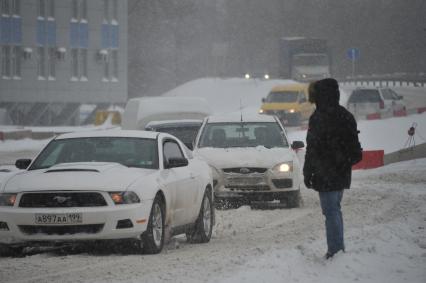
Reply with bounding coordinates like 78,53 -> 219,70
0,0 -> 127,125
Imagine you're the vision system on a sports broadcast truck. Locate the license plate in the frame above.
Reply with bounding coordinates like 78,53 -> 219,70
227,177 -> 264,185
35,213 -> 83,225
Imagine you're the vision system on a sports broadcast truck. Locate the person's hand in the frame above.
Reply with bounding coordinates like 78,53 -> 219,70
304,174 -> 313,188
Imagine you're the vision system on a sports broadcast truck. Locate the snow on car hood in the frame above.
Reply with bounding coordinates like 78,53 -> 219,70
2,162 -> 155,193
194,146 -> 294,169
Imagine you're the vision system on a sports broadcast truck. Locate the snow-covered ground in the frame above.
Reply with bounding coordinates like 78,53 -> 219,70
0,159 -> 425,283
0,78 -> 425,283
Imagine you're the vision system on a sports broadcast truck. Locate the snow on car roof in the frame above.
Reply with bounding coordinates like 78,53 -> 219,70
206,112 -> 277,123
56,129 -> 160,140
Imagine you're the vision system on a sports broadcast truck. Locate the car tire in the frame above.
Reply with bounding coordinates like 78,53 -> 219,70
280,190 -> 301,208
142,195 -> 165,254
187,188 -> 213,243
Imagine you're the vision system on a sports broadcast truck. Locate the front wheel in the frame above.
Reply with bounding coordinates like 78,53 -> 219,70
187,189 -> 214,243
142,195 -> 165,254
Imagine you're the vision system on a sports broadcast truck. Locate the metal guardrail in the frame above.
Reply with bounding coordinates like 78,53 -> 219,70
338,73 -> 426,88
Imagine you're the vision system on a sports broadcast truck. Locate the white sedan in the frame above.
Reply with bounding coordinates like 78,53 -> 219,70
0,130 -> 214,255
193,113 -> 304,208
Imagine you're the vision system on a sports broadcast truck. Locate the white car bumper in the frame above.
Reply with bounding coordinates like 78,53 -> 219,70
0,200 -> 153,245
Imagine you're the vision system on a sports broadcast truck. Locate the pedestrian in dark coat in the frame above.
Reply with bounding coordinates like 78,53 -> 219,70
303,78 -> 359,259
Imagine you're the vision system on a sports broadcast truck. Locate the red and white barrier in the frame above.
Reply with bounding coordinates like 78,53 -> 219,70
352,150 -> 385,170
365,106 -> 426,120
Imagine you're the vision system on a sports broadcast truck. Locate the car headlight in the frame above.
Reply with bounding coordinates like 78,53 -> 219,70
272,162 -> 293,173
259,109 -> 264,114
0,193 -> 17,206
289,109 -> 295,113
109,191 -> 140,205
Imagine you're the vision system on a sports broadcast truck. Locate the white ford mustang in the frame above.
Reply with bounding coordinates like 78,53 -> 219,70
0,130 -> 214,255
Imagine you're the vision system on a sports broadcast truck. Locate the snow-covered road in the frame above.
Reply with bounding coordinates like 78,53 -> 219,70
1,159 -> 425,283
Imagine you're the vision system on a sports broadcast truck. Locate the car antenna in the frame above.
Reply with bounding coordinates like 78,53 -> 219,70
239,99 -> 246,138
240,98 -> 243,123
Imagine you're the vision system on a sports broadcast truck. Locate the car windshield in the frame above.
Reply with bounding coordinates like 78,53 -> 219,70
348,89 -> 381,103
148,125 -> 200,145
198,122 -> 288,148
266,91 -> 299,103
29,137 -> 159,170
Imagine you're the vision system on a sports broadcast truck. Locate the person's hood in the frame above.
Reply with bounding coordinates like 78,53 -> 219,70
313,78 -> 340,112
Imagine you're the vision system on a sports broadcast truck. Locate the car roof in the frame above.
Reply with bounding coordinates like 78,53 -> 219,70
206,112 -> 277,123
146,119 -> 203,128
55,129 -> 160,140
270,83 -> 308,92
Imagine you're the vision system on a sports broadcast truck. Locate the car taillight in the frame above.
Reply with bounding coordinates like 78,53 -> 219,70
379,100 -> 384,109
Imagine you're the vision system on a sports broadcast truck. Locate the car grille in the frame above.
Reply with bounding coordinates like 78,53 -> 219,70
19,192 -> 108,208
18,224 -> 104,235
272,179 -> 293,189
223,167 -> 267,174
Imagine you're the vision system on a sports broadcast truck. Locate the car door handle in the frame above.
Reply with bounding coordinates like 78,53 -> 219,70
190,173 -> 196,179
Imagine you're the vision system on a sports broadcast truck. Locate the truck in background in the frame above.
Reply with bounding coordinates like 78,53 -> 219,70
279,37 -> 331,82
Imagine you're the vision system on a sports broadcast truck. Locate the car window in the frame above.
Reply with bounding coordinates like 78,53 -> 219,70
348,89 -> 381,103
381,89 -> 395,100
163,140 -> 184,161
154,126 -> 200,145
30,137 -> 159,170
266,91 -> 299,103
198,122 -> 288,148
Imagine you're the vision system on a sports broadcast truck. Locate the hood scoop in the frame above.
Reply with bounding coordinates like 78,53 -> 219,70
45,168 -> 99,173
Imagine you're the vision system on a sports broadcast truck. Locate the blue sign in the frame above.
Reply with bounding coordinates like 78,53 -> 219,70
347,48 -> 360,61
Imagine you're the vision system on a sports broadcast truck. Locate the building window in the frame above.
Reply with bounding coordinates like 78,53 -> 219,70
11,0 -> 19,16
103,0 -> 109,23
47,0 -> 54,19
71,0 -> 78,20
81,0 -> 87,21
80,49 -> 87,79
48,47 -> 55,79
112,0 -> 117,22
36,0 -> 55,80
1,0 -> 21,80
102,53 -> 109,81
102,0 -> 119,82
70,48 -> 87,81
37,47 -> 45,79
1,46 -> 11,78
38,0 -> 45,19
72,0 -> 87,21
1,0 -> 11,16
70,0 -> 89,81
11,45 -> 21,78
111,49 -> 118,81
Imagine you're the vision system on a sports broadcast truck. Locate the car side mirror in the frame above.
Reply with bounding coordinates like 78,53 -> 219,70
166,157 -> 189,169
291,141 -> 305,150
261,98 -> 266,103
15,159 -> 32,169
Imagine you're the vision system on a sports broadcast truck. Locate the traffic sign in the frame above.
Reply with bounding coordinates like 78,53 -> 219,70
347,48 -> 360,61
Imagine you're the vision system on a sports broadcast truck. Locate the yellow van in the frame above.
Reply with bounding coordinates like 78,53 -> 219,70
259,83 -> 314,125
